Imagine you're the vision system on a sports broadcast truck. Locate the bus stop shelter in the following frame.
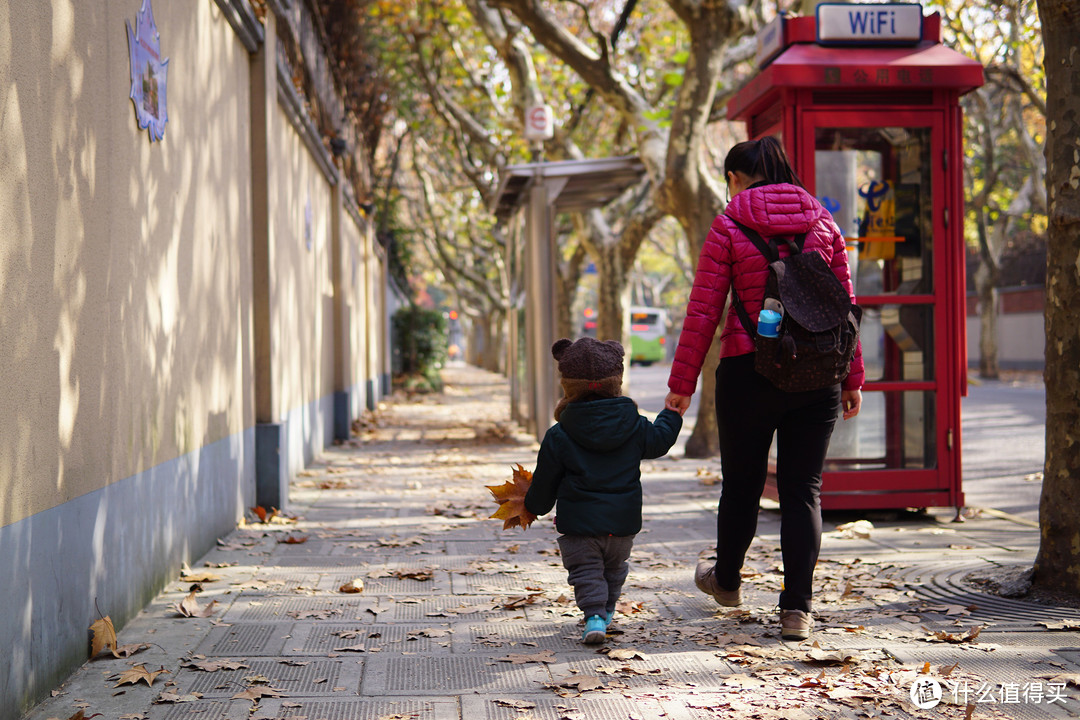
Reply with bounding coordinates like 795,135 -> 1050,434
492,156 -> 647,439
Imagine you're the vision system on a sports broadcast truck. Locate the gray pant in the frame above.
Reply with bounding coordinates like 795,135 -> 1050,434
557,534 -> 635,619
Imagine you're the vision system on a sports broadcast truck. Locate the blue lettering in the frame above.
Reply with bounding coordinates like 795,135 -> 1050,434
891,10 -> 896,33
877,10 -> 888,33
849,10 -> 868,34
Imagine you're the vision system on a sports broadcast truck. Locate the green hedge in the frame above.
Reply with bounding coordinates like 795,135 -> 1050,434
392,306 -> 448,392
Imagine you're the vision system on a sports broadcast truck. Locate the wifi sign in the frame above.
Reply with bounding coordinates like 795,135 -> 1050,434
816,3 -> 923,45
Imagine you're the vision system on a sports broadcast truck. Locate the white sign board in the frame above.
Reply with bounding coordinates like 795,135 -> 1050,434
756,14 -> 785,68
524,105 -> 554,142
817,3 -> 923,45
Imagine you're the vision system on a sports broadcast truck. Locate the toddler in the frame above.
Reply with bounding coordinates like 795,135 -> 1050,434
524,337 -> 682,643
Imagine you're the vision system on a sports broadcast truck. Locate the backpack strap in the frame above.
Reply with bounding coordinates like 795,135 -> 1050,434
723,214 -> 808,336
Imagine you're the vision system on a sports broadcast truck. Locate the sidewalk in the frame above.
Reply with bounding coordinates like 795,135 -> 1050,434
24,366 -> 1080,720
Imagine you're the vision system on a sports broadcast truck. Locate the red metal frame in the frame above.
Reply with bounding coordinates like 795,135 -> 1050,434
728,10 -> 983,511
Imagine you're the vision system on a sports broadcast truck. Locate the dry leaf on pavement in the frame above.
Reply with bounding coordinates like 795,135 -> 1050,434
180,658 -> 249,672
113,643 -> 152,658
114,665 -> 169,687
338,578 -> 364,593
922,625 -> 982,643
174,591 -> 217,618
606,648 -> 647,661
486,464 -> 536,530
500,649 -> 557,664
89,616 -> 117,658
231,686 -> 287,700
179,563 -> 221,583
153,690 -> 202,703
493,699 -> 537,709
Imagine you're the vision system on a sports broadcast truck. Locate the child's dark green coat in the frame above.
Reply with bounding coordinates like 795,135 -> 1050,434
524,397 -> 682,537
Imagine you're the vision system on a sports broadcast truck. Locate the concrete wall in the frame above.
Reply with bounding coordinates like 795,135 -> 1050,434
0,2 -> 256,714
0,1 -> 388,715
966,288 -> 1046,370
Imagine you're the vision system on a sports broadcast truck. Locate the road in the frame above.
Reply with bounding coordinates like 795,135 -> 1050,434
629,362 -> 1046,521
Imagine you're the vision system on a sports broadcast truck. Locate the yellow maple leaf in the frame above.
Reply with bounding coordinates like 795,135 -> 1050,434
486,464 -> 536,530
89,616 -> 117,658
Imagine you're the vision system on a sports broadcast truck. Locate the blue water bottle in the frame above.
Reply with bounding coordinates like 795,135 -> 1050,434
757,309 -> 782,338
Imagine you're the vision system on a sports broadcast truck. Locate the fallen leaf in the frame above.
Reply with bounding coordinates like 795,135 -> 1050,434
231,686 -> 287,700
278,535 -> 308,544
153,691 -> 202,704
174,591 -> 217,618
250,506 -> 278,523
339,579 -> 364,593
89,616 -> 117,658
180,563 -> 222,583
606,648 -> 647,661
493,699 -> 537,709
115,665 -> 169,687
922,625 -> 982,644
807,645 -> 862,664
113,643 -> 152,659
486,464 -> 536,530
181,658 -> 249,672
500,650 -> 557,664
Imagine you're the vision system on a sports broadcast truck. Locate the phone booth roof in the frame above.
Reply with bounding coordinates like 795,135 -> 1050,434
728,12 -> 984,122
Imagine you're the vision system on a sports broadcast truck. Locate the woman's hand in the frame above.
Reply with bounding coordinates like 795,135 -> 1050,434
665,392 -> 691,416
841,389 -> 862,420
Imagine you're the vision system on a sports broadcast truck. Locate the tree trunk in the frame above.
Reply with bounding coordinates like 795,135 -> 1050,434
594,243 -> 629,346
1033,0 -> 1080,595
974,265 -> 1000,379
676,201 -> 725,458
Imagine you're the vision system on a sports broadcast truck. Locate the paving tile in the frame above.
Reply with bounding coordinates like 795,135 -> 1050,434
252,697 -> 460,720
361,655 -> 551,694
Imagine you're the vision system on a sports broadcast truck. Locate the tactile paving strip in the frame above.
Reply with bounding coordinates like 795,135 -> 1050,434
158,700 -> 238,720
288,623 -> 451,654
461,694 -> 671,720
178,659 -> 355,697
363,656 -> 550,694
381,596 -> 513,621
200,624 -> 291,656
451,573 -> 555,594
226,596 -> 378,622
257,697 -> 459,720
460,622 -> 583,652
550,652 -> 728,691
323,574 -> 447,595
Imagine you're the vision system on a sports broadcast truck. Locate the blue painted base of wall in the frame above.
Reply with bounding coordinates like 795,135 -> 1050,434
334,390 -> 351,440
366,379 -> 377,411
256,423 -> 288,509
0,429 -> 255,720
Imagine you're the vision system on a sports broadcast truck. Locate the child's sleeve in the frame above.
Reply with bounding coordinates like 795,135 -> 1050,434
524,428 -> 564,517
642,408 -> 683,459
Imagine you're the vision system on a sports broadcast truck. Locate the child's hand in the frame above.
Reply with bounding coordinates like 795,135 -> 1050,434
665,392 -> 690,416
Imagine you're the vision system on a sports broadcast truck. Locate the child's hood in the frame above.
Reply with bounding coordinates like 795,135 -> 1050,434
556,397 -> 642,451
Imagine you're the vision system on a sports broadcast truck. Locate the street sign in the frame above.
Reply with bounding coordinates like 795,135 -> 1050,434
524,105 -> 554,141
816,3 -> 923,45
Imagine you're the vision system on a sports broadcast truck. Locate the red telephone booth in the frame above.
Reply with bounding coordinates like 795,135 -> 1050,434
728,4 -> 984,512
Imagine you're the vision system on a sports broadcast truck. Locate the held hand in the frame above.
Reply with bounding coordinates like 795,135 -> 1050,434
841,389 -> 862,420
665,392 -> 691,417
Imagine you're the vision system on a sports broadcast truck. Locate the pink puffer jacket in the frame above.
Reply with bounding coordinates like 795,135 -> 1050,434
668,182 -> 865,396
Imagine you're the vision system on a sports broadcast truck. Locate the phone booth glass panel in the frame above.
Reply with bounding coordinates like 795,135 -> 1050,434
728,7 -> 983,510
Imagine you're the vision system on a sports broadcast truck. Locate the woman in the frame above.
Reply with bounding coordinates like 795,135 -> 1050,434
665,137 -> 864,641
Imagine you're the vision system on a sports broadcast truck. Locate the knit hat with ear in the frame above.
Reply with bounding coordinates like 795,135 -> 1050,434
551,337 -> 625,420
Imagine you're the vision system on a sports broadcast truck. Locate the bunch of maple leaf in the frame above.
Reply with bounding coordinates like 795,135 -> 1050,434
487,464 -> 537,530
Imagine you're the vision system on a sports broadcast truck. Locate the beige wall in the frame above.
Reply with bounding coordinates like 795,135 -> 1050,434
266,102 -> 335,421
340,202 -> 370,393
0,1 -> 254,528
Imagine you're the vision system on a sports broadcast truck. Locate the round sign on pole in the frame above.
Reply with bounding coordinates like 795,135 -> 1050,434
524,104 -> 554,141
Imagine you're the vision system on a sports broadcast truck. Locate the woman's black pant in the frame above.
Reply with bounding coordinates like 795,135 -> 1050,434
712,353 -> 841,613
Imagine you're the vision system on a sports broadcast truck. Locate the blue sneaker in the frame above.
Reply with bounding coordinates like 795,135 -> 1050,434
582,615 -> 608,644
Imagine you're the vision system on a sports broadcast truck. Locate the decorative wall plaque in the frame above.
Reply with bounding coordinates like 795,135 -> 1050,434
126,0 -> 170,142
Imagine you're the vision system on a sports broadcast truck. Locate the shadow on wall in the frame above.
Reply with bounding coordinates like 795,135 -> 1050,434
0,2 -> 255,714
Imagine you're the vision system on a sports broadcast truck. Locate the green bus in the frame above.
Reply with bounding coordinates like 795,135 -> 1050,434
629,306 -> 668,365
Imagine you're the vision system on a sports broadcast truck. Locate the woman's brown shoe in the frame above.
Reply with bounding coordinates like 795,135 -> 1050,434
779,609 -> 812,640
694,561 -> 742,607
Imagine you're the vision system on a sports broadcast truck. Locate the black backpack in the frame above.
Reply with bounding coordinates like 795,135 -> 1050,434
728,217 -> 862,393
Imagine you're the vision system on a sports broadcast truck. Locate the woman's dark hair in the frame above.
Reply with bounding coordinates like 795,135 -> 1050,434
724,136 -> 803,188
